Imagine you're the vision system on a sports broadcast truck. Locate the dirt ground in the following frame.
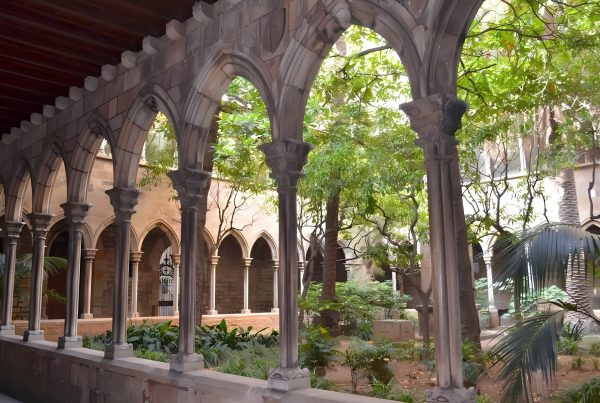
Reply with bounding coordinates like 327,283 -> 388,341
324,355 -> 600,402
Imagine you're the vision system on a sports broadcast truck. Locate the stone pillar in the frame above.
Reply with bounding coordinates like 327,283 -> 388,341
0,221 -> 23,335
23,213 -> 53,342
104,187 -> 139,359
271,260 -> 279,313
401,94 -> 476,402
207,256 -> 219,315
167,168 -> 210,372
261,139 -> 312,392
172,254 -> 180,316
58,202 -> 91,348
80,249 -> 97,319
391,269 -> 398,294
241,258 -> 252,314
483,253 -> 500,328
129,252 -> 143,318
298,260 -> 305,294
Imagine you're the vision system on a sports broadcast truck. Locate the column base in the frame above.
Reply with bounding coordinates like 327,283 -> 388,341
172,310 -> 179,316
130,312 -> 139,319
104,343 -> 133,359
241,309 -> 252,314
58,335 -> 83,349
426,386 -> 477,403
206,310 -> 218,315
170,352 -> 204,372
0,325 -> 15,335
80,313 -> 94,319
488,306 -> 500,328
268,367 -> 310,392
271,308 -> 279,313
23,330 -> 45,342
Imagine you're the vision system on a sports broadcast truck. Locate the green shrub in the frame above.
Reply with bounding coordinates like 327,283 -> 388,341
134,349 -> 170,362
559,338 -> 579,355
127,320 -> 179,353
310,371 -> 336,390
562,321 -> 585,342
298,325 -> 340,371
196,319 -> 278,351
342,338 -> 396,386
572,356 -> 585,370
589,342 -> 600,357
559,377 -> 600,403
218,344 -> 279,380
369,378 -> 414,402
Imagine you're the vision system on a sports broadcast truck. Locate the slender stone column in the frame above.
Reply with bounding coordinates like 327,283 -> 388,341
298,260 -> 305,294
23,213 -> 53,342
105,187 -> 139,359
401,94 -> 476,402
80,249 -> 97,319
0,221 -> 24,335
207,256 -> 219,315
483,253 -> 500,328
167,168 -> 210,372
129,252 -> 143,318
391,269 -> 398,294
241,258 -> 252,314
261,139 -> 312,392
172,254 -> 180,316
58,202 -> 91,348
271,260 -> 279,313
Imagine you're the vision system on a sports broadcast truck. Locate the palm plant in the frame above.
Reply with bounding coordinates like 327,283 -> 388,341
488,223 -> 600,402
0,253 -> 68,301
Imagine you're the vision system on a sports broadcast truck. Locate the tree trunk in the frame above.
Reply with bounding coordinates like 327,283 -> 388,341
320,191 -> 341,336
450,147 -> 482,346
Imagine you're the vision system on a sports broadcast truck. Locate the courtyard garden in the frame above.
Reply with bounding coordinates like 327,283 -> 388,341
80,279 -> 600,403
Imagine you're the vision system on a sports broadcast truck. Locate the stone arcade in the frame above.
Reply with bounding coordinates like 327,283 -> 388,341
0,1 -> 484,402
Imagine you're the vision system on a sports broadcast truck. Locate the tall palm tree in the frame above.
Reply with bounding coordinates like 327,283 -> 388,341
489,223 -> 600,402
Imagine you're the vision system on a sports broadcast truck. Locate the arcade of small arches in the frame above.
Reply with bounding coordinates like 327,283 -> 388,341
0,1 -> 487,402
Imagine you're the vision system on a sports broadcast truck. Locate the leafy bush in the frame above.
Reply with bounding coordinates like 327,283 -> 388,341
589,342 -> 600,357
342,338 -> 396,386
462,340 -> 487,387
559,338 -> 579,355
219,344 -> 279,380
298,325 -> 340,371
559,377 -> 600,403
134,349 -> 170,362
562,321 -> 585,342
127,320 -> 179,353
310,371 -> 336,390
196,319 -> 278,351
369,378 -> 414,402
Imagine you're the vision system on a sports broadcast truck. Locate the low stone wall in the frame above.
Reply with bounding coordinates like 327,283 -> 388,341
0,335 -> 390,403
12,313 -> 280,342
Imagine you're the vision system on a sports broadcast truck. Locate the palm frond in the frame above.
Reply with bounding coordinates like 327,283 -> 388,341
491,310 -> 565,403
493,223 -> 600,303
42,256 -> 68,276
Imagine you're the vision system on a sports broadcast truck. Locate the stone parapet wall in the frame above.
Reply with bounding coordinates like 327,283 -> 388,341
0,335 -> 388,403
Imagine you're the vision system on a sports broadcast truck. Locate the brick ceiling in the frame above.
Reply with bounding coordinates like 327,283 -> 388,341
0,0 -> 216,137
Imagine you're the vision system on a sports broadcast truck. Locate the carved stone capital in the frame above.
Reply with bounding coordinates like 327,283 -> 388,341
167,168 -> 211,210
106,187 -> 140,222
400,94 -> 467,158
260,140 -> 312,187
3,220 -> 24,240
28,213 -> 53,239
61,202 -> 91,230
210,255 -> 220,266
272,260 -> 279,270
129,251 -> 143,263
268,367 -> 310,392
171,253 -> 181,266
241,258 -> 253,267
82,249 -> 97,262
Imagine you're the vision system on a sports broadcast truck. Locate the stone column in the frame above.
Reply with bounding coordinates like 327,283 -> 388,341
23,213 -> 53,342
80,249 -> 97,319
167,168 -> 210,372
391,269 -> 398,294
241,258 -> 252,314
271,260 -> 279,313
104,187 -> 139,358
207,255 -> 219,315
0,221 -> 23,334
298,260 -> 305,295
58,202 -> 91,348
401,94 -> 476,402
261,139 -> 312,392
129,252 -> 143,318
172,254 -> 180,316
483,253 -> 500,328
